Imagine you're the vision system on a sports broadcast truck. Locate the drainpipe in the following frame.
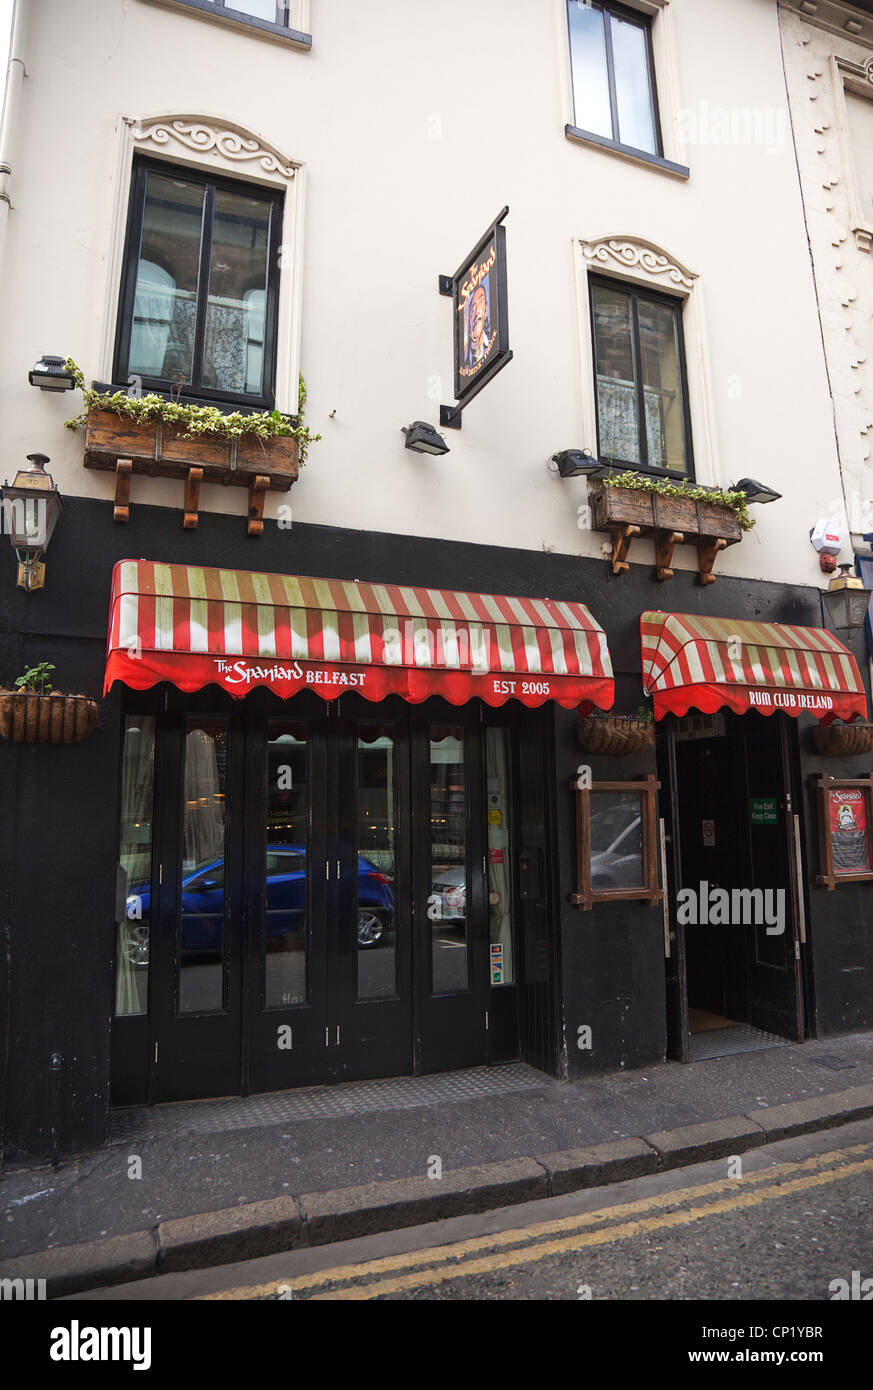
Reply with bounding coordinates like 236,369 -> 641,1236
0,0 -> 31,283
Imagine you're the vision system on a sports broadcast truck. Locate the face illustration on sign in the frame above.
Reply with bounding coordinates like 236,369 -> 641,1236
464,282 -> 494,373
838,803 -> 856,829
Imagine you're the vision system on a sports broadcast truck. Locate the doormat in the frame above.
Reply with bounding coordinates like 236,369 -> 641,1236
688,1025 -> 792,1062
109,1063 -> 547,1143
811,1055 -> 857,1072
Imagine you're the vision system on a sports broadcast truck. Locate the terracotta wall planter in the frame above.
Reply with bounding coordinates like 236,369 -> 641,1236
812,721 -> 873,758
83,408 -> 300,533
577,714 -> 655,755
0,691 -> 100,743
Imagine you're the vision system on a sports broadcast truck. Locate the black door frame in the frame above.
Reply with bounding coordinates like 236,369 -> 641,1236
661,709 -> 806,1059
111,688 -> 542,1105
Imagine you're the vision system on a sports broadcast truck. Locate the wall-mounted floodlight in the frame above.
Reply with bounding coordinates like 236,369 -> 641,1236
402,421 -> 450,456
548,449 -> 606,479
28,356 -> 78,392
734,477 -> 782,504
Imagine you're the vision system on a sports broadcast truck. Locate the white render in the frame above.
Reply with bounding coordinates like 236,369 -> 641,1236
0,0 -> 852,586
779,0 -> 873,551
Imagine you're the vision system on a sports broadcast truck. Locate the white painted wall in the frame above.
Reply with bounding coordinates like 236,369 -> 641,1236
0,0 -> 848,587
779,0 -> 873,552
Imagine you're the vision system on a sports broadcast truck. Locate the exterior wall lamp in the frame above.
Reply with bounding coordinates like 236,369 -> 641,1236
734,477 -> 782,504
1,454 -> 64,591
548,449 -> 606,479
402,421 -> 450,455
823,563 -> 872,636
28,355 -> 78,392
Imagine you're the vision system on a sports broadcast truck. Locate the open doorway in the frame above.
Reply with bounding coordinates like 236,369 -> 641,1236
662,710 -> 804,1061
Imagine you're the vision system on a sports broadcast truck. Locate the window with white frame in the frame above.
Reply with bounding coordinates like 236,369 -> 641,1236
575,236 -> 719,486
98,115 -> 304,417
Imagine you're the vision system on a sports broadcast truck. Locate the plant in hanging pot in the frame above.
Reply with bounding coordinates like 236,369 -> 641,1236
577,707 -> 656,755
0,662 -> 100,744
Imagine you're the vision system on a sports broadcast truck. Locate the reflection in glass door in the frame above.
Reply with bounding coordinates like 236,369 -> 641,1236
264,728 -> 309,1009
355,728 -> 397,1002
429,727 -> 469,995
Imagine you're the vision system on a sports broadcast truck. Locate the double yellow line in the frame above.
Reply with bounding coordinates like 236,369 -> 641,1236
201,1142 -> 872,1300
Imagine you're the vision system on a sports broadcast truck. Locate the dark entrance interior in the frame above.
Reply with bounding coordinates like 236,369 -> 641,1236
111,689 -> 555,1105
661,710 -> 804,1060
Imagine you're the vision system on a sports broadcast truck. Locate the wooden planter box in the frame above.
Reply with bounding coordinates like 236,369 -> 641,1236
0,691 -> 100,744
589,482 -> 743,584
577,714 -> 655,755
813,721 -> 873,758
83,407 -> 300,535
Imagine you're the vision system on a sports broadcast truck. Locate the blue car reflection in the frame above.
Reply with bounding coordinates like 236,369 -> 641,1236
124,844 -> 394,965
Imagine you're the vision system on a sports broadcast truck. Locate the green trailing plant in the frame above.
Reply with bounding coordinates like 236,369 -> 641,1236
13,662 -> 56,695
63,360 -> 321,466
589,706 -> 653,726
596,468 -> 755,533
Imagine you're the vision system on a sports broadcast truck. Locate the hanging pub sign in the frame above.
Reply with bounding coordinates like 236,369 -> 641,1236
439,206 -> 512,429
812,774 -> 873,889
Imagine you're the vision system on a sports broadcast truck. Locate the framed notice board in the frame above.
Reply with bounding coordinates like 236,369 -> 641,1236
812,774 -> 873,890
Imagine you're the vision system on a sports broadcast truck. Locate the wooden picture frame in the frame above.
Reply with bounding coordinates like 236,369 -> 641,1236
569,773 -> 664,910
812,774 -> 873,891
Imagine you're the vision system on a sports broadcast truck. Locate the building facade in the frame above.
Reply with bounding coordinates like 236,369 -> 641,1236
1,0 -> 872,1162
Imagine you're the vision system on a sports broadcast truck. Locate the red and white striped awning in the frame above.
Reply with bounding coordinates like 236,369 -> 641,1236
105,561 -> 615,711
641,611 -> 867,725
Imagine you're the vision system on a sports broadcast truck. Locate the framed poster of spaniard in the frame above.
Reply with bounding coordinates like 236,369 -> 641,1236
812,774 -> 873,889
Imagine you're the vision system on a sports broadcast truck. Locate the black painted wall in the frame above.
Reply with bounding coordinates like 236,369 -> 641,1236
1,494 -> 871,1158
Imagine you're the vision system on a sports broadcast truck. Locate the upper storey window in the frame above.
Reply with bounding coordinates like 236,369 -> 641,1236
567,1 -> 660,158
114,159 -> 283,409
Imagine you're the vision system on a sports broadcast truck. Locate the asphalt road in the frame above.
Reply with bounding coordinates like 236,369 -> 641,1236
79,1117 -> 873,1305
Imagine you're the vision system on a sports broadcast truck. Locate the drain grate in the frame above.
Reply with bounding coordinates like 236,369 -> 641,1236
812,1055 -> 857,1072
109,1062 -> 547,1144
688,1025 -> 792,1062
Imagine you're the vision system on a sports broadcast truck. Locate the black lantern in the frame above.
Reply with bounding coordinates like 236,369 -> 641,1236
402,421 -> 450,456
28,356 -> 78,392
823,563 -> 872,635
1,454 -> 64,591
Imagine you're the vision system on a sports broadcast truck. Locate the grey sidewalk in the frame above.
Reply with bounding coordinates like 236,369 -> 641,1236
2,1031 -> 873,1295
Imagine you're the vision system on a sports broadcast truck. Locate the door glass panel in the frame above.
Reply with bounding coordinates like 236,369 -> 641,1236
610,11 -> 657,154
356,728 -> 397,1001
430,728 -> 468,995
592,283 -> 640,464
130,171 -> 205,382
639,297 -> 687,475
202,188 -> 272,396
178,721 -> 228,1014
265,726 -> 309,1008
115,716 -> 155,1017
486,728 -> 514,987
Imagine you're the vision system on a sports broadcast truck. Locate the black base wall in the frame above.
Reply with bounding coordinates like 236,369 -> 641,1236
1,495 -> 871,1159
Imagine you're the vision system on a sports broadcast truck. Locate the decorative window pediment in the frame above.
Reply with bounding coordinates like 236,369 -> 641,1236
578,236 -> 697,295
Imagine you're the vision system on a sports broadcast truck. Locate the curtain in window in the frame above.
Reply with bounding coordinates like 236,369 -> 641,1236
183,727 -> 225,870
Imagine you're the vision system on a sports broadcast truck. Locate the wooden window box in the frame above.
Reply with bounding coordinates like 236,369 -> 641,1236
589,481 -> 742,584
83,407 -> 299,534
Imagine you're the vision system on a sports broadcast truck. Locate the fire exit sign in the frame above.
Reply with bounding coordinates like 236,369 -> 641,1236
750,797 -> 778,824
